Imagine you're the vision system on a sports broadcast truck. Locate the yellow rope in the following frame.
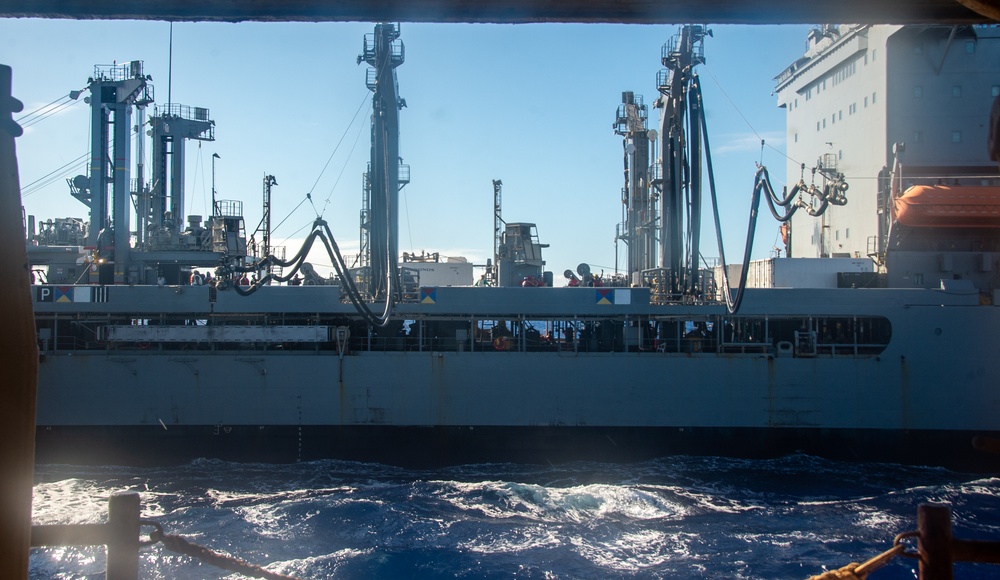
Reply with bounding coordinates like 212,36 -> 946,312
807,562 -> 866,580
807,544 -> 906,580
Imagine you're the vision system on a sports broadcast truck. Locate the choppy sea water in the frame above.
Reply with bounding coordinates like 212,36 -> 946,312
29,455 -> 1000,579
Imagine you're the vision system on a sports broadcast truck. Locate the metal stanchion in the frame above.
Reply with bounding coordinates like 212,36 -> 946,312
918,503 -> 954,580
107,492 -> 141,580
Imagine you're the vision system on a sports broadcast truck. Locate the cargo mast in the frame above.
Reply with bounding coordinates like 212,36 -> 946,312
69,62 -> 153,284
148,103 -> 215,236
359,23 -> 406,299
656,25 -> 709,300
613,91 -> 655,285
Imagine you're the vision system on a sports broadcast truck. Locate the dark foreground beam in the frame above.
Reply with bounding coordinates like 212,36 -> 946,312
0,0 -> 993,24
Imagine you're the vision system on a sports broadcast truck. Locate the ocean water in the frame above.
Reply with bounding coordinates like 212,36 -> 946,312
29,455 -> 1000,579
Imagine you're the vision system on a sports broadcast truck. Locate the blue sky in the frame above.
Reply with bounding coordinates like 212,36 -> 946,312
4,19 -> 814,280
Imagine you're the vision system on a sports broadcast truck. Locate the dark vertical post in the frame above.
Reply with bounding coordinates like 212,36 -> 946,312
0,63 -> 37,580
688,77 -> 702,295
362,23 -> 403,300
918,502 -> 953,580
106,492 -> 141,580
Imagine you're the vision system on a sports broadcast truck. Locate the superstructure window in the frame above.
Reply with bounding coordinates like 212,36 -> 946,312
993,86 -> 1000,97
831,60 -> 857,86
914,86 -> 923,98
952,131 -> 962,143
952,86 -> 962,98
966,41 -> 976,54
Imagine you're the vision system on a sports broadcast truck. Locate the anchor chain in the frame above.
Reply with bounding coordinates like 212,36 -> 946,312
142,520 -> 298,580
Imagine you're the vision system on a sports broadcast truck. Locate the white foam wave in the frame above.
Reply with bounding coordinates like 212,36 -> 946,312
270,547 -> 373,577
434,480 -> 689,523
435,479 -> 763,525
852,506 -> 907,532
957,478 -> 1000,498
570,529 -> 699,571
32,479 -> 135,525
204,485 -> 359,508
207,488 -> 381,540
458,524 -> 562,554
644,484 -> 764,514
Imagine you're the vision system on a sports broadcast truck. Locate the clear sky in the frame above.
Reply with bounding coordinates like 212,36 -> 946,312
3,19 -> 814,282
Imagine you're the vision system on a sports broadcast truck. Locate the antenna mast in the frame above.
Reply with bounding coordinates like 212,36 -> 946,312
491,178 -> 503,285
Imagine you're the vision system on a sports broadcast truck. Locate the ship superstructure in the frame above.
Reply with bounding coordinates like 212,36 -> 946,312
774,25 -> 1000,263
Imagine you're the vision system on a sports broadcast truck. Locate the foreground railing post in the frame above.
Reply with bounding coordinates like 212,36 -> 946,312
0,63 -> 38,580
918,502 -> 954,580
106,492 -> 141,580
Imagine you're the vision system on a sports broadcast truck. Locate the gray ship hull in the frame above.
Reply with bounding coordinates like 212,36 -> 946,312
32,285 -> 1000,469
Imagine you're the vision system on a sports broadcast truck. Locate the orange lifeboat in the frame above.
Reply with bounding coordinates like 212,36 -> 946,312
893,185 -> 1000,227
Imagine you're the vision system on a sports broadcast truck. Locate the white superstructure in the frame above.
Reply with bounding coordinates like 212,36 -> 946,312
775,24 -> 1000,259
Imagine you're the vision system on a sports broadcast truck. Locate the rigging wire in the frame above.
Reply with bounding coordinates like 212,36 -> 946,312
20,152 -> 89,197
18,98 -> 83,129
307,193 -> 320,217
276,219 -> 316,249
16,89 -> 87,128
701,66 -> 801,170
306,91 -> 371,198
272,196 -> 310,235
319,101 -> 371,218
16,94 -> 71,124
266,92 -> 370,240
23,122 -> 142,199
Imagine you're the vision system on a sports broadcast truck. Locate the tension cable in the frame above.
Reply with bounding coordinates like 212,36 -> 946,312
694,80 -> 848,314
